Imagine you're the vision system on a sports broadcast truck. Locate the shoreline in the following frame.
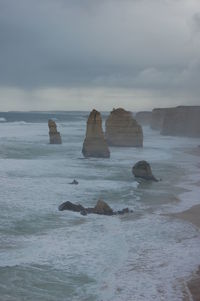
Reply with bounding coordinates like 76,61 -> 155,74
171,146 -> 200,300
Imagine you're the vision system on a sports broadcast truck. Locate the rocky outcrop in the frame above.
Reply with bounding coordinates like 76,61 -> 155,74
48,119 -> 62,144
58,200 -> 133,216
135,111 -> 152,126
105,108 -> 143,147
69,180 -> 79,185
132,160 -> 158,181
82,109 -> 110,158
150,108 -> 167,131
161,106 -> 200,137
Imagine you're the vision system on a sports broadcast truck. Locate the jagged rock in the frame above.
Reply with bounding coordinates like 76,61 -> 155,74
58,201 -> 84,212
58,200 -> 133,216
105,108 -> 143,147
161,106 -> 200,137
135,111 -> 152,126
48,119 -> 62,144
82,109 -> 110,158
93,200 -> 113,215
132,160 -> 158,181
69,180 -> 79,185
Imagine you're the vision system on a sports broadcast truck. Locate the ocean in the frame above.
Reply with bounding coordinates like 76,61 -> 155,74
0,111 -> 199,301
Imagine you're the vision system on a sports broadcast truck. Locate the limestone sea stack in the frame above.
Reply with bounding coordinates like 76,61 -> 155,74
48,119 -> 62,144
82,109 -> 110,158
105,108 -> 143,147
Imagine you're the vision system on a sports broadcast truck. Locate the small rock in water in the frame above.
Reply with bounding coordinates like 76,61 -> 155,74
132,160 -> 158,182
58,201 -> 84,212
58,199 -> 132,216
69,180 -> 79,185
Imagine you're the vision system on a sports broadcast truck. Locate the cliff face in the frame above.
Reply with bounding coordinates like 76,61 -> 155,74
135,111 -> 152,126
105,108 -> 143,147
48,119 -> 62,144
150,108 -> 167,130
161,106 -> 200,137
82,109 -> 110,158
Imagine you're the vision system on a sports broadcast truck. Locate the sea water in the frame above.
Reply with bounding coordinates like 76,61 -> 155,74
0,111 -> 199,301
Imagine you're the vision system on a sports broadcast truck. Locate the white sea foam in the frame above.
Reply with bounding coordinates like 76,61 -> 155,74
0,118 -> 199,301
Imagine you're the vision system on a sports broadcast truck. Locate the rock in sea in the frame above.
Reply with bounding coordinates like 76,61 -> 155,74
82,109 -> 110,158
105,108 -> 143,147
58,200 -> 133,216
48,119 -> 62,144
132,160 -> 158,181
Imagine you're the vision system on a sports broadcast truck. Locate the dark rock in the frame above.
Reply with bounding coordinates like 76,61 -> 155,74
93,200 -> 113,215
132,160 -> 158,182
58,201 -> 84,212
69,180 -> 79,185
48,119 -> 62,144
58,200 -> 132,216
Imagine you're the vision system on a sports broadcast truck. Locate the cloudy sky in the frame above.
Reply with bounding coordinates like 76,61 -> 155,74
0,0 -> 200,111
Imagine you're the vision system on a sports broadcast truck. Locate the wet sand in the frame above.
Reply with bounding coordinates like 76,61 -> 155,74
171,205 -> 200,300
172,205 -> 200,229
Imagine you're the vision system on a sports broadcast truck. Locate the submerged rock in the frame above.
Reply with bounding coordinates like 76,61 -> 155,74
48,119 -> 62,144
58,201 -> 84,212
132,160 -> 158,181
105,108 -> 143,147
82,109 -> 110,158
58,200 -> 133,216
69,180 -> 79,185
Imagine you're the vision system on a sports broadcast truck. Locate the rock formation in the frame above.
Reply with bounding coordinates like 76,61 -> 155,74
135,111 -> 152,126
69,180 -> 79,185
150,108 -> 167,131
161,106 -> 200,137
58,200 -> 133,216
132,160 -> 158,181
82,109 -> 110,158
48,119 -> 62,144
105,108 -> 143,147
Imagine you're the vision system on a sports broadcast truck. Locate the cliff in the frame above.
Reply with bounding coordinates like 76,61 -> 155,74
135,111 -> 152,126
161,106 -> 200,137
82,109 -> 110,158
105,108 -> 143,147
150,108 -> 167,131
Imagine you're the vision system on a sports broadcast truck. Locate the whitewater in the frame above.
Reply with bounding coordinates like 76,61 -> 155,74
0,111 -> 200,301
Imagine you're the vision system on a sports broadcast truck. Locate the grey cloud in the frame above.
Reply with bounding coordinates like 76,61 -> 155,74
0,0 -> 200,106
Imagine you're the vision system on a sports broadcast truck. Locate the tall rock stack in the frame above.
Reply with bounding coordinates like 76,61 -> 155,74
105,108 -> 143,147
48,119 -> 62,144
82,109 -> 110,158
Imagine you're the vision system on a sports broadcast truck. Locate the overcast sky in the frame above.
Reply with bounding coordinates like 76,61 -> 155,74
0,0 -> 200,111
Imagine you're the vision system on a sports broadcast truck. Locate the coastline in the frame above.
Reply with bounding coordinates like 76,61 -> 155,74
171,146 -> 200,301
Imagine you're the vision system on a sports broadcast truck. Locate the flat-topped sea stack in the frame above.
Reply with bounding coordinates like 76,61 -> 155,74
48,119 -> 62,144
161,106 -> 200,137
82,109 -> 110,158
105,108 -> 143,147
135,111 -> 152,126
